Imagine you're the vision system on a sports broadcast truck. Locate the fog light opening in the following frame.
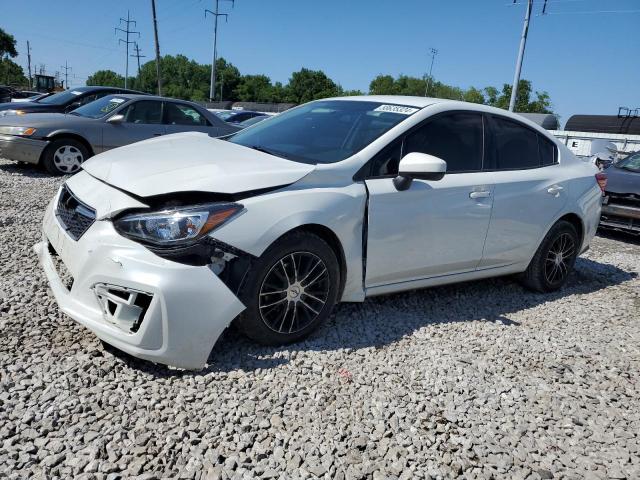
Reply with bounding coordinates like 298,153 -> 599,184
93,283 -> 154,333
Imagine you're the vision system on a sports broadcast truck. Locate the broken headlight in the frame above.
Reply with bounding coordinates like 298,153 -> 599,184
114,203 -> 243,246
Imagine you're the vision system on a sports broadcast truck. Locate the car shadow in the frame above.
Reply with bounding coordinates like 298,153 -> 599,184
106,256 -> 636,377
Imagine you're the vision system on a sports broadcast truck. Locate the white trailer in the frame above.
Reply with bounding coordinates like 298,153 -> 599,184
552,130 -> 640,158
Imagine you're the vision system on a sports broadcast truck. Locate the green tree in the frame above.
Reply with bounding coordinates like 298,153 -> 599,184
489,80 -> 552,113
285,68 -> 341,103
0,59 -> 27,85
0,28 -> 26,86
86,70 -> 125,88
234,74 -> 272,102
0,28 -> 18,59
342,89 -> 364,96
462,86 -> 485,104
369,74 -> 396,95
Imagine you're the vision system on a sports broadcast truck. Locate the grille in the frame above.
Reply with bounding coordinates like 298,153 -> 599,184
55,185 -> 96,240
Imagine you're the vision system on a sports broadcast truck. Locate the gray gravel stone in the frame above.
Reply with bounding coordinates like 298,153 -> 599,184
0,158 -> 639,479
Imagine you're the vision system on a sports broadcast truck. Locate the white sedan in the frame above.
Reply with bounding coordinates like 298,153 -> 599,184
35,96 -> 604,369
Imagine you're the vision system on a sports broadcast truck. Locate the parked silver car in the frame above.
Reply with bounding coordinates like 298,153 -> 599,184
0,94 -> 240,175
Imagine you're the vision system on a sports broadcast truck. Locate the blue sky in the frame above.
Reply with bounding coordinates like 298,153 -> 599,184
4,0 -> 639,124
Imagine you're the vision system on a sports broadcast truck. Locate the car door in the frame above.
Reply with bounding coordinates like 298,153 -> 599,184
478,115 -> 567,269
163,102 -> 221,136
364,111 -> 495,288
102,99 -> 166,151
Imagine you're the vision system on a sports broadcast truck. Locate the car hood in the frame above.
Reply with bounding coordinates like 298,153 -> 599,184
605,165 -> 640,195
0,112 -> 90,127
82,132 -> 316,197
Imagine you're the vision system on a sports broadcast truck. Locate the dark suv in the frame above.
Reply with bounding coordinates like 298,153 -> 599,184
0,86 -> 147,115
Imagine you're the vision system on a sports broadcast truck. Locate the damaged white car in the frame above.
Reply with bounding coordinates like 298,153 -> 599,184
35,96 -> 603,369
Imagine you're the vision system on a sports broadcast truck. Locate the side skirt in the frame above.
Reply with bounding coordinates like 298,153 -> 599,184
364,262 -> 524,298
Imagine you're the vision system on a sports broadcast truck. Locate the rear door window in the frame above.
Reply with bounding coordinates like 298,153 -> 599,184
490,116 -> 540,170
164,103 -> 210,126
122,100 -> 163,124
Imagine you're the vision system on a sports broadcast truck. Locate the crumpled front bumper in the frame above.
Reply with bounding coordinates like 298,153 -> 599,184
34,197 -> 245,369
0,134 -> 48,164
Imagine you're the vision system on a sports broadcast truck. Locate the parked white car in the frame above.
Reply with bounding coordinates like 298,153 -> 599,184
35,96 -> 604,369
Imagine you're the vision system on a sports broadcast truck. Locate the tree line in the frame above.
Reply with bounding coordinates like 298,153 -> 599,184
1,24 -> 553,114
88,54 -> 552,113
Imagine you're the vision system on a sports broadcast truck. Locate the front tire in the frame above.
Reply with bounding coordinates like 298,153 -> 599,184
41,138 -> 89,175
235,231 -> 340,345
521,220 -> 579,293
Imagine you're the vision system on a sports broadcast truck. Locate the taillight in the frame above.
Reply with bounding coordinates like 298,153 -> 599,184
595,172 -> 607,194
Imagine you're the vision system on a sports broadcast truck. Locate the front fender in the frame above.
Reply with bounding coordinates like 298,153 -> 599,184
211,183 -> 367,302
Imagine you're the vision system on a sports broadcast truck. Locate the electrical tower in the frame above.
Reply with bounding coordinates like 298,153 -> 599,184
424,48 -> 439,97
115,11 -> 140,89
205,0 -> 234,101
131,43 -> 146,79
60,61 -> 72,89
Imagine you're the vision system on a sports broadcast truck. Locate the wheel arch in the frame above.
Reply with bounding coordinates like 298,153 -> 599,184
556,212 -> 585,251
277,223 -> 348,301
39,132 -> 94,164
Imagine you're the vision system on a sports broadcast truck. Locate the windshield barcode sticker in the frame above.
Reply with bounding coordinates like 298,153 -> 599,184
373,105 -> 419,115
70,91 -> 83,95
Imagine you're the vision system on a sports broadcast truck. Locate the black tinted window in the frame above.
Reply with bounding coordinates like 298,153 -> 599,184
491,116 -> 540,169
404,112 -> 483,173
369,139 -> 403,177
123,100 -> 163,124
539,135 -> 557,166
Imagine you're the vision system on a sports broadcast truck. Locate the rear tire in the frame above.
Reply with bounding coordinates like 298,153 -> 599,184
521,220 -> 579,292
42,138 -> 89,175
235,231 -> 340,345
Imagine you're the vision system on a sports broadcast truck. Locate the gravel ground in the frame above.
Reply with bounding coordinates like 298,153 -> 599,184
1,158 -> 639,480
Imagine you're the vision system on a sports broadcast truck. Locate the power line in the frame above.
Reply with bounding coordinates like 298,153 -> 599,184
115,10 -> 140,89
205,0 -> 234,101
543,9 -> 640,15
130,43 -> 146,79
60,60 -> 72,89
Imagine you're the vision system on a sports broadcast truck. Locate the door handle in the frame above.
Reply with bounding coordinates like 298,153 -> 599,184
547,185 -> 563,196
469,190 -> 491,199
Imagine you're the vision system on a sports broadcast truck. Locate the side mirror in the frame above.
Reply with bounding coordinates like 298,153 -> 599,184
106,114 -> 125,124
393,152 -> 447,191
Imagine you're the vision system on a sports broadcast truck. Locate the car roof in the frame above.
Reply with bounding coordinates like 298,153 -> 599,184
109,94 -> 198,104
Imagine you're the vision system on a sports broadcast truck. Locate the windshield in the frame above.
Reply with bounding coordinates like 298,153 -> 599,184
71,95 -> 128,119
228,100 -> 418,164
617,152 -> 640,172
38,88 -> 90,105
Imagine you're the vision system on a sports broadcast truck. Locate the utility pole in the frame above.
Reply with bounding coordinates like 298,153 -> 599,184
219,72 -> 224,100
509,0 -> 533,112
205,0 -> 234,101
151,0 -> 163,95
60,61 -> 72,89
115,10 -> 140,89
424,48 -> 438,97
130,43 -> 146,79
26,41 -> 32,89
